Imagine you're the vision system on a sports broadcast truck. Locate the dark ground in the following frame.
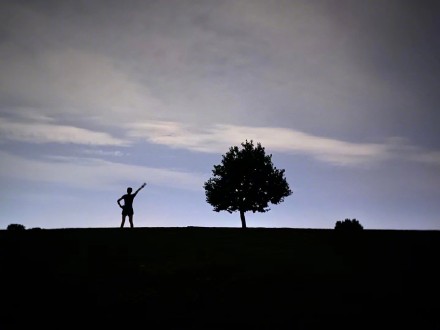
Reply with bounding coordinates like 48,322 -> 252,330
1,227 -> 439,329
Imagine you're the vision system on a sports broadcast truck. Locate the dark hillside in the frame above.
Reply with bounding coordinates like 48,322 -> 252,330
1,227 -> 439,329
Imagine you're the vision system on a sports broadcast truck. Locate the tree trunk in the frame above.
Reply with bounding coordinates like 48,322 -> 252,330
240,210 -> 247,228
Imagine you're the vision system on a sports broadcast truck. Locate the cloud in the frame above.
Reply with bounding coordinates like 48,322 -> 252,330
127,121 -> 389,166
416,152 -> 440,166
0,48 -> 164,125
0,151 -> 204,191
2,1 -> 439,169
127,120 -> 440,167
80,149 -> 125,157
0,117 -> 129,146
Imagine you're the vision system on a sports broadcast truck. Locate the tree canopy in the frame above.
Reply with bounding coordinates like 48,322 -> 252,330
204,140 -> 292,228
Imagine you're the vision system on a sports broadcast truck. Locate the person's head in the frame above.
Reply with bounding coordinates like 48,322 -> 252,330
127,187 -> 132,194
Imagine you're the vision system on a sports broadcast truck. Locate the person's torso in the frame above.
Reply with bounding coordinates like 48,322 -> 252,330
123,194 -> 135,208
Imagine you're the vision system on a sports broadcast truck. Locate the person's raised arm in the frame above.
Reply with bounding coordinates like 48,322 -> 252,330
133,182 -> 146,197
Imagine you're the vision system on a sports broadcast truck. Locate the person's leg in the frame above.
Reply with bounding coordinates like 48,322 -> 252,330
129,215 -> 134,228
121,215 -> 126,228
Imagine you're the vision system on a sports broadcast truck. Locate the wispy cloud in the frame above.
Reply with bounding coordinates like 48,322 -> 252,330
80,149 -> 126,157
0,117 -> 129,146
416,151 -> 440,166
0,151 -> 204,191
127,121 -> 440,167
127,121 -> 389,166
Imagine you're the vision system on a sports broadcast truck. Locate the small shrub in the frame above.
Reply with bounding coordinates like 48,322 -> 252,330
334,218 -> 363,231
7,223 -> 26,231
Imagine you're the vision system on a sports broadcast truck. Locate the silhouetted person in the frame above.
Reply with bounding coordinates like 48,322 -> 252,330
117,182 -> 146,228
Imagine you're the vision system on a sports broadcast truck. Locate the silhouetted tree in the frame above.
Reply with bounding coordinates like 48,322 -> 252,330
334,218 -> 363,231
7,223 -> 26,231
204,140 -> 292,228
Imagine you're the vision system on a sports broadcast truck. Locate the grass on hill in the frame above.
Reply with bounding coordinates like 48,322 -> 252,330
1,227 -> 439,329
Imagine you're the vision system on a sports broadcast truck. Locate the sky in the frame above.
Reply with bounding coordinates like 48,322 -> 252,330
1,0 -> 440,230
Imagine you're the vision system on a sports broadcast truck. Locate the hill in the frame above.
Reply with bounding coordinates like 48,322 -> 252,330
1,227 -> 439,329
